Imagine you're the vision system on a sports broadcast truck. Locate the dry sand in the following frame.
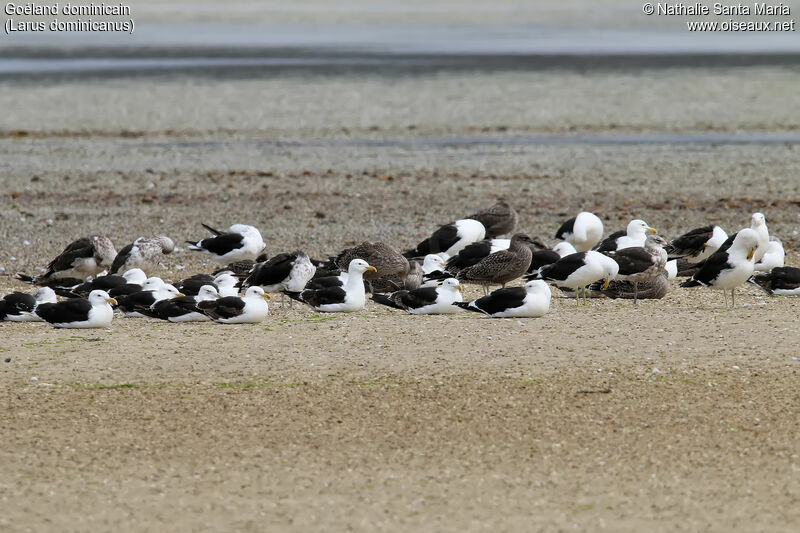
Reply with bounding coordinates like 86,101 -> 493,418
1,69 -> 800,532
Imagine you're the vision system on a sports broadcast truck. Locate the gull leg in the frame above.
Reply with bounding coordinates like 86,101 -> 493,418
634,282 -> 639,305
583,286 -> 588,305
280,293 -> 285,309
483,285 -> 488,296
722,289 -> 728,308
575,288 -> 580,306
731,289 -> 735,308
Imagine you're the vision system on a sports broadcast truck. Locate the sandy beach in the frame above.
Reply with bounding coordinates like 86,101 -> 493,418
2,12 -> 800,529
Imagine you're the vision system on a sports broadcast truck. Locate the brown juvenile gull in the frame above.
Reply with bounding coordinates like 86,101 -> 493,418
17,235 -> 117,284
370,259 -> 423,293
604,234 -> 668,303
467,200 -> 518,239
109,236 -> 175,275
456,233 -> 535,294
589,271 -> 670,300
335,241 -> 409,292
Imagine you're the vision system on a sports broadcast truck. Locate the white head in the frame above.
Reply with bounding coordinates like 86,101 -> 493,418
156,284 -> 183,300
122,268 -> 147,284
197,285 -> 220,302
732,228 -> 760,261
627,219 -> 657,237
422,254 -> 447,272
141,277 -> 165,291
552,242 -> 577,257
33,287 -> 57,304
88,289 -> 117,307
244,286 -> 271,301
525,279 -> 552,297
157,236 -> 175,254
440,278 -> 462,292
347,259 -> 377,275
213,272 -> 238,288
750,213 -> 766,228
229,224 -> 265,246
595,252 -> 620,289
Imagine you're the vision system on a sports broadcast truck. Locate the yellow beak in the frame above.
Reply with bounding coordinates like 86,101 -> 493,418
262,294 -> 271,300
602,279 -> 610,290
456,285 -> 463,293
176,292 -> 186,297
366,266 -> 377,273
107,298 -> 118,305
746,249 -> 755,261
647,227 -> 657,234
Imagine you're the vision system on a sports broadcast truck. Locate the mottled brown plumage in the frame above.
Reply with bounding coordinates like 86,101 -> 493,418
335,241 -> 409,281
456,233 -> 534,288
467,201 -> 518,238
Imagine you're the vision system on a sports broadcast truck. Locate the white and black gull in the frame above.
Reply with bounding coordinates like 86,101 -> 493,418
371,277 -> 463,314
456,279 -> 551,318
187,223 -> 266,264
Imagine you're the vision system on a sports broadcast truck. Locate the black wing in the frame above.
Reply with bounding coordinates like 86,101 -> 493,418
192,233 -> 244,256
2,292 -> 37,314
115,291 -> 156,313
371,293 -> 404,310
607,247 -> 653,276
446,240 -> 492,271
198,296 -> 245,320
538,252 -> 589,282
528,250 -> 560,273
45,237 -> 94,274
554,216 -> 576,239
151,296 -> 200,320
36,298 -> 92,323
666,225 -> 714,257
176,274 -> 216,296
109,283 -> 144,297
300,286 -> 347,308
397,287 -> 439,309
244,253 -> 294,287
685,249 -> 732,286
305,276 -> 344,291
109,243 -> 135,274
593,231 -> 626,253
71,275 -> 128,297
470,287 -> 527,315
406,223 -> 458,257
752,266 -> 800,291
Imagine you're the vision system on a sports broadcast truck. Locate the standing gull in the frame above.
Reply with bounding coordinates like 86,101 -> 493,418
456,280 -> 551,318
530,250 -> 619,304
680,228 -> 759,308
456,234 -> 535,293
187,223 -> 266,264
594,220 -> 657,253
403,219 -> 486,258
555,211 -> 604,252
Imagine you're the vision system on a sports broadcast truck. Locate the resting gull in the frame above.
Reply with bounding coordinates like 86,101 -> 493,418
148,285 -> 221,322
198,286 -> 270,324
109,236 -> 175,275
243,251 -> 316,307
0,287 -> 57,322
754,237 -> 784,272
748,266 -> 800,296
287,259 -> 376,312
115,282 -> 182,318
467,200 -> 518,238
666,224 -> 728,263
187,223 -> 266,264
371,277 -> 463,314
17,235 -> 117,284
35,290 -> 117,329
455,280 -> 551,318
680,228 -> 759,308
59,268 -> 147,298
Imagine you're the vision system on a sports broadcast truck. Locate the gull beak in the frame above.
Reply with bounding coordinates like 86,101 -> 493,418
647,227 -> 657,234
366,266 -> 377,273
176,292 -> 186,297
262,294 -> 271,300
746,248 -> 755,261
702,243 -> 708,248
107,297 -> 118,305
456,284 -> 463,293
754,219 -> 762,226
602,279 -> 610,290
